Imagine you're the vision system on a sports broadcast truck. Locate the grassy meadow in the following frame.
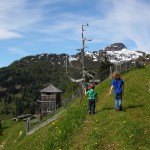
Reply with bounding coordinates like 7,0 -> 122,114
0,65 -> 150,150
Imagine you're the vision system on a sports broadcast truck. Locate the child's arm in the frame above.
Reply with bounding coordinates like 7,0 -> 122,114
109,85 -> 113,95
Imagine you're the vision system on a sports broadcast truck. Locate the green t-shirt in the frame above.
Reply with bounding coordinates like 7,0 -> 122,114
86,89 -> 97,100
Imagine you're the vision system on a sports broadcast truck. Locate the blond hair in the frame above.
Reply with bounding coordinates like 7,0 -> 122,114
112,71 -> 121,79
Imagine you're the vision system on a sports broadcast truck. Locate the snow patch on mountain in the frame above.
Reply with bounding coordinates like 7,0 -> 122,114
85,51 -> 93,56
69,56 -> 78,61
84,51 -> 98,61
69,48 -> 144,64
107,48 -> 143,63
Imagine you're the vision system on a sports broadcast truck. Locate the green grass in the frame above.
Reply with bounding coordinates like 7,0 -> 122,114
1,66 -> 150,150
68,66 -> 150,150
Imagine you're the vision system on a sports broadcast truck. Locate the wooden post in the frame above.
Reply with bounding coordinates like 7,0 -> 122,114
120,63 -> 121,73
109,66 -> 112,78
125,62 -> 127,71
0,119 -> 2,135
26,118 -> 31,134
39,113 -> 43,121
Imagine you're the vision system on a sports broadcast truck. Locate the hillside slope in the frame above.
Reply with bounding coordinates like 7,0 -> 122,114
1,66 -> 150,150
69,66 -> 150,150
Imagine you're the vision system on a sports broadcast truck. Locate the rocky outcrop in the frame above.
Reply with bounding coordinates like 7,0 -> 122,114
104,43 -> 127,51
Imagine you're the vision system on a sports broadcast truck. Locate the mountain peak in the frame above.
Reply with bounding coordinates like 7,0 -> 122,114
104,43 -> 127,51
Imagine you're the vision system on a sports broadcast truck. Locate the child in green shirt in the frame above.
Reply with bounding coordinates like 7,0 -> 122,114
85,83 -> 97,114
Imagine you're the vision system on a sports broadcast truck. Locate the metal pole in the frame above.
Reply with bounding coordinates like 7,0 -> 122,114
80,24 -> 92,94
81,25 -> 85,93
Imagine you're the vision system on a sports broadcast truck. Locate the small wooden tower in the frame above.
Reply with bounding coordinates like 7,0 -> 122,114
38,84 -> 62,114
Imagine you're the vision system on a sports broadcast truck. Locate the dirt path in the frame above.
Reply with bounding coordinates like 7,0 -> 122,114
0,144 -> 3,150
68,89 -> 110,149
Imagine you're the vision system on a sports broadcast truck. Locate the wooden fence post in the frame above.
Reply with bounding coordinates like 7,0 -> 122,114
0,119 -> 2,135
110,66 -> 112,75
26,118 -> 31,133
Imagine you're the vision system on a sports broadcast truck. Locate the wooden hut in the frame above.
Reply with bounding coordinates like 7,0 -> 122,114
38,84 -> 62,114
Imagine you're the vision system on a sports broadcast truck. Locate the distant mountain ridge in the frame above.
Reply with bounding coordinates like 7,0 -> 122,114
69,43 -> 148,64
7,43 -> 148,68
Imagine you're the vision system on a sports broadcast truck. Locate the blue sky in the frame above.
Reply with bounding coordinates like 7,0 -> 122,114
0,0 -> 150,68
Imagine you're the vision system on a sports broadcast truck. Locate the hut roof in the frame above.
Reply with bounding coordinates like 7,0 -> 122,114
40,84 -> 62,93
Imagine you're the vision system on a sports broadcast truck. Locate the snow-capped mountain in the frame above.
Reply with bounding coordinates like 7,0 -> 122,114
105,48 -> 143,63
8,43 -> 149,70
70,43 -> 148,64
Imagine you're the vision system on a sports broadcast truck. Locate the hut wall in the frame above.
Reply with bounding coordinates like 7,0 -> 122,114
56,93 -> 61,107
40,92 -> 61,113
41,94 -> 56,102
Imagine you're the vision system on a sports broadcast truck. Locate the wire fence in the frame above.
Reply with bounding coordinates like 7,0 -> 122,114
100,61 -> 143,82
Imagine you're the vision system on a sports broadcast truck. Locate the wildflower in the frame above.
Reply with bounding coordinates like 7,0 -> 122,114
129,135 -> 133,139
144,130 -> 148,134
59,130 -> 62,133
52,121 -> 55,125
19,131 -> 22,136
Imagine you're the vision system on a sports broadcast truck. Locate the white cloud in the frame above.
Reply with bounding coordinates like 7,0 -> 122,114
0,29 -> 22,39
0,0 -> 45,39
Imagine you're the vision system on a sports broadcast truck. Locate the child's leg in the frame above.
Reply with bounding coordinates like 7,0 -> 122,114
114,94 -> 119,110
118,93 -> 122,111
115,94 -> 123,111
91,100 -> 95,114
88,100 -> 91,113
114,99 -> 119,110
118,99 -> 122,110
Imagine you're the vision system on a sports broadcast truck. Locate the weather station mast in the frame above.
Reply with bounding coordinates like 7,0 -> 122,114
77,23 -> 92,94
65,23 -> 93,97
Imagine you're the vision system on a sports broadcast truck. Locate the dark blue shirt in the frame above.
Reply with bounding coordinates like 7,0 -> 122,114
111,79 -> 124,94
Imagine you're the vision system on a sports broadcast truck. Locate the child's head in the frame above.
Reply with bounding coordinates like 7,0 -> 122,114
112,72 -> 121,79
89,83 -> 95,89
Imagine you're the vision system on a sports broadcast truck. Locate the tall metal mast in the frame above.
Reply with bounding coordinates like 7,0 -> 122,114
66,23 -> 92,95
80,23 -> 92,93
